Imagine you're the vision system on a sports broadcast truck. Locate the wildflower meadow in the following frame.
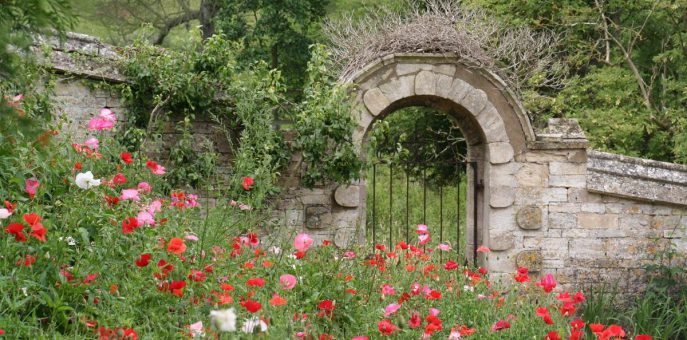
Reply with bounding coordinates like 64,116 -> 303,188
0,99 -> 657,339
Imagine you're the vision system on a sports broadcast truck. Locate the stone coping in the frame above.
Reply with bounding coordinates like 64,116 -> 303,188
587,150 -> 687,206
34,32 -> 126,82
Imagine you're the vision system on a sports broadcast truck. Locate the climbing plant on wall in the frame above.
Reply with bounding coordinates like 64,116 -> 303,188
118,36 -> 361,206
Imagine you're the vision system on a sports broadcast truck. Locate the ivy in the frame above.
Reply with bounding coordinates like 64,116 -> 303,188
117,37 -> 361,205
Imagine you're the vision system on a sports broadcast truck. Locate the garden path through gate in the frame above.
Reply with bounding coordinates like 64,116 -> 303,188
367,160 -> 480,264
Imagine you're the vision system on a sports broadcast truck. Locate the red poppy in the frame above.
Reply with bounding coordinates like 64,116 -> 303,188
535,307 -> 554,325
29,222 -> 47,242
378,319 -> 398,336
318,300 -> 336,318
83,273 -> 98,284
121,152 -> 134,165
167,238 -> 187,254
16,254 -> 36,267
240,299 -> 262,313
491,320 -> 510,332
23,213 -> 40,225
188,269 -> 206,282
104,195 -> 120,206
136,253 -> 152,267
122,217 -> 139,234
444,260 -> 458,270
113,173 -> 127,185
544,331 -> 562,340
246,278 -> 266,287
5,222 -> 27,242
408,312 -> 421,328
242,176 -> 254,190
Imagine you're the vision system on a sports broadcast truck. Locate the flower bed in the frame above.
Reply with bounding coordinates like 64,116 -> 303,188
0,101 -> 652,339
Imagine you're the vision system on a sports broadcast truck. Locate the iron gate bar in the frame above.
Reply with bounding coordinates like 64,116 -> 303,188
405,168 -> 410,243
389,165 -> 393,250
457,170 -> 461,263
423,168 -> 427,225
372,163 -> 377,247
439,185 -> 443,262
470,161 -> 479,266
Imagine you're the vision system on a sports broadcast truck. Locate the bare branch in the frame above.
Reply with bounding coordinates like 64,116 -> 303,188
153,10 -> 201,45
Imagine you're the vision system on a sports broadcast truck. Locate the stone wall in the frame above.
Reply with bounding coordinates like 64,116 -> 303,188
43,33 -> 235,181
42,36 -> 687,295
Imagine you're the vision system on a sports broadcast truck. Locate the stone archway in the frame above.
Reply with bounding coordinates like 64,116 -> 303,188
348,53 -> 535,266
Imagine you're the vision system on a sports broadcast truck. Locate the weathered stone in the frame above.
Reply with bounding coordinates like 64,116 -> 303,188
489,232 -> 514,251
550,162 -> 586,175
488,143 -> 514,164
334,185 -> 360,208
396,63 -> 432,76
490,186 -> 515,208
548,212 -> 577,229
434,74 -> 454,98
334,228 -> 358,248
363,87 -> 390,116
476,106 -> 509,143
447,78 -> 470,103
379,75 -> 415,102
549,175 -> 586,188
517,206 -> 543,230
460,88 -> 488,114
581,203 -> 605,213
432,64 -> 456,76
515,163 -> 549,187
305,205 -> 333,229
516,250 -> 543,272
578,213 -> 619,229
415,70 -> 437,95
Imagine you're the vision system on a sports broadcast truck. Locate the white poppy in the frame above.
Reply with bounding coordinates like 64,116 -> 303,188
75,171 -> 101,189
241,317 -> 268,334
0,208 -> 11,219
210,308 -> 236,332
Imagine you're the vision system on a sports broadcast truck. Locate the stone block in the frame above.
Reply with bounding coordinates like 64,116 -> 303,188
334,185 -> 360,208
433,64 -> 456,76
379,75 -> 415,102
567,188 -> 602,203
581,203 -> 605,213
515,163 -> 548,187
650,215 -> 681,230
476,106 -> 509,143
434,74 -> 454,98
517,206 -> 543,230
549,175 -> 586,188
549,162 -> 586,175
488,143 -> 514,164
516,250 -> 543,272
285,209 -> 304,226
305,205 -> 332,229
396,63 -> 432,76
490,186 -> 515,208
569,238 -> 607,259
448,78 -> 470,103
460,88 -> 488,114
619,215 -> 650,229
363,87 -> 390,116
415,70 -> 437,95
548,203 -> 580,213
548,212 -> 577,229
489,231 -> 514,251
578,213 -> 618,229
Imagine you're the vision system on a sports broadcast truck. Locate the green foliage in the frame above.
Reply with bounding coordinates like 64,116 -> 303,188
292,45 -> 362,188
165,116 -> 218,190
0,0 -> 75,82
475,0 -> 687,163
215,0 -> 332,89
368,107 -> 467,187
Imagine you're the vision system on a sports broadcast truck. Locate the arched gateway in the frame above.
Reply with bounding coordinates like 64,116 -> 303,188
349,53 -> 536,273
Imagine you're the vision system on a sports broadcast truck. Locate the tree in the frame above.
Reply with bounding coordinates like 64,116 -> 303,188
215,0 -> 331,89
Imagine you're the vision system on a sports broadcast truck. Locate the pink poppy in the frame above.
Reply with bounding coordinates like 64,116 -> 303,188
279,274 -> 297,290
294,233 -> 313,252
384,303 -> 401,317
120,189 -> 140,201
84,137 -> 99,150
136,211 -> 155,226
476,245 -> 491,253
25,178 -> 39,199
138,182 -> 152,193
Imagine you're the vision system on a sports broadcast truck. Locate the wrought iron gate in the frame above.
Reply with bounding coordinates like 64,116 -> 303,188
366,161 -> 479,265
